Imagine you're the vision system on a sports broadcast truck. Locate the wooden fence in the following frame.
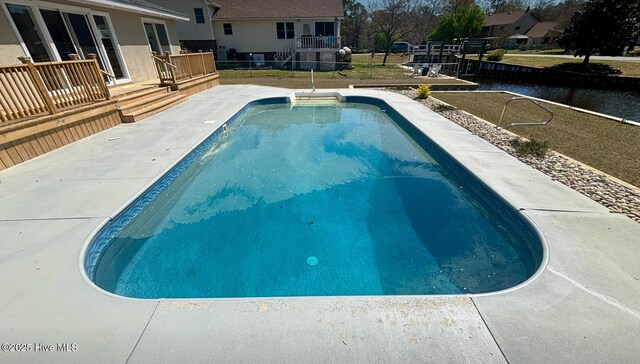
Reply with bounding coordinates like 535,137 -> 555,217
152,51 -> 217,85
0,57 -> 110,123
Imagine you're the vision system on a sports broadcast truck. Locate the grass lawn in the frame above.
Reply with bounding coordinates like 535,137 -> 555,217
504,49 -> 567,55
490,56 -> 640,77
219,53 -> 468,88
432,91 -> 640,187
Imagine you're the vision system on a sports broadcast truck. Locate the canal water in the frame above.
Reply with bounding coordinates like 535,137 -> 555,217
477,79 -> 640,122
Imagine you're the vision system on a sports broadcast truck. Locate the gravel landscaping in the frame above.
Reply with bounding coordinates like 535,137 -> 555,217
393,89 -> 640,223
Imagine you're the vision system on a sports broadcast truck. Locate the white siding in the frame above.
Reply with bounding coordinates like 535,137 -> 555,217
147,0 -> 215,41
212,18 -> 336,53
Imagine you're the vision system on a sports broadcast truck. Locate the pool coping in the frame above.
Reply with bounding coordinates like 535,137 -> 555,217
0,85 -> 638,363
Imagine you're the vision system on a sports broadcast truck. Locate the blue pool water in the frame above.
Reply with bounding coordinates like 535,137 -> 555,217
89,98 -> 542,298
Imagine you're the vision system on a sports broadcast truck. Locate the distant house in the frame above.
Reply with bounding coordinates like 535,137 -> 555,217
146,0 -> 221,52
0,0 -> 188,83
480,9 -> 537,48
525,22 -> 562,49
210,0 -> 344,70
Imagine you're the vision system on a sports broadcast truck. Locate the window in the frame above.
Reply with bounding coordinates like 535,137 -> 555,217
143,21 -> 171,54
314,22 -> 335,36
223,23 -> 232,35
515,25 -> 521,31
276,22 -> 294,39
194,8 -> 205,24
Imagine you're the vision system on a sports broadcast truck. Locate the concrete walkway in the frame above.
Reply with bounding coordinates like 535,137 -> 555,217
0,86 -> 638,363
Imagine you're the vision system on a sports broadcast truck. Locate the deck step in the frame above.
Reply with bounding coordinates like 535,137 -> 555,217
121,93 -> 188,123
117,86 -> 171,107
119,92 -> 179,114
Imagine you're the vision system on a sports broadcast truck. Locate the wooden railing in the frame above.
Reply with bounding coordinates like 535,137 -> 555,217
296,36 -> 342,50
151,54 -> 176,84
151,51 -> 217,85
0,57 -> 109,123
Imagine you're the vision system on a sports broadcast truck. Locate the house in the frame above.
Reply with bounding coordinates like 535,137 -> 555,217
0,0 -> 188,83
480,9 -> 537,48
210,0 -> 344,70
145,0 -> 221,52
525,22 -> 561,49
0,0 -> 221,170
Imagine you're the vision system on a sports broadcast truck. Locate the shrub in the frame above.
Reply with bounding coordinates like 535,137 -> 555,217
547,62 -> 622,76
486,49 -> 506,62
434,104 -> 458,112
416,84 -> 431,99
510,137 -> 549,158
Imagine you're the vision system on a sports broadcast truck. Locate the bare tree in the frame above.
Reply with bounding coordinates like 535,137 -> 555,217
369,0 -> 424,64
412,0 -> 447,44
445,0 -> 477,12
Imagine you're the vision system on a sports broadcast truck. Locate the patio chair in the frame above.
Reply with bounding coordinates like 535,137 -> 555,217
411,64 -> 420,77
428,64 -> 442,77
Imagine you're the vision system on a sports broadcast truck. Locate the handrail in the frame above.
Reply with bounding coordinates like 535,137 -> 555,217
100,70 -> 116,79
498,96 -> 554,128
151,55 -> 177,69
151,51 -> 216,85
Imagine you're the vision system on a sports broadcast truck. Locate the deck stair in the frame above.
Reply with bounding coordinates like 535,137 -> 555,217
274,41 -> 295,67
116,86 -> 187,123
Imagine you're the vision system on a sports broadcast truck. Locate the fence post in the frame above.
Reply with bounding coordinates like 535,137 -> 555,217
18,56 -> 57,115
212,50 -> 217,72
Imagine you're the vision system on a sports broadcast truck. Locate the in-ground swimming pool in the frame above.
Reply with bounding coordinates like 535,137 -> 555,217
85,96 -> 543,298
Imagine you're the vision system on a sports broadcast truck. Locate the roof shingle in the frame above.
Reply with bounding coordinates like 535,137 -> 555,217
525,22 -> 561,38
484,10 -> 527,26
213,0 -> 343,19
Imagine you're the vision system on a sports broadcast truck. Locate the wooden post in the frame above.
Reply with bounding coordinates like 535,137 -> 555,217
473,41 -> 487,82
199,50 -> 206,75
68,53 -> 80,60
187,54 -> 193,78
86,53 -> 110,99
18,56 -> 57,115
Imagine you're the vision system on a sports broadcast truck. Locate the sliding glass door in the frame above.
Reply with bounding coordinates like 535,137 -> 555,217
5,3 -> 51,62
93,15 -> 125,79
5,2 -> 129,82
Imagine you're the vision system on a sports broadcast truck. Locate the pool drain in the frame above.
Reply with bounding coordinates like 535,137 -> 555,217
307,256 -> 318,266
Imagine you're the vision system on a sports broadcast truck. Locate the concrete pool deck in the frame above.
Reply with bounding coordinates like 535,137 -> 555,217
0,85 -> 638,363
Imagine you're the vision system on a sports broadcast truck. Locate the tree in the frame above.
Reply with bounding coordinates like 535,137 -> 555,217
530,0 -> 585,28
342,0 -> 369,49
411,0 -> 447,44
369,0 -> 424,64
486,0 -> 528,12
429,4 -> 485,43
445,0 -> 476,12
560,0 -> 640,64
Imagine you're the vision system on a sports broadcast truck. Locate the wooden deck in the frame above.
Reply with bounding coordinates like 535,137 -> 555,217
0,52 -> 220,171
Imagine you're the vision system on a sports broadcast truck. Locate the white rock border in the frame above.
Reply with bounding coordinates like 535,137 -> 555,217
392,88 -> 640,223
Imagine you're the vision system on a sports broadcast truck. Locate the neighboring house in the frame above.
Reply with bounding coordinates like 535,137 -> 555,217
0,0 -> 188,83
146,0 -> 221,52
210,0 -> 344,70
480,9 -> 537,48
525,22 -> 561,49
